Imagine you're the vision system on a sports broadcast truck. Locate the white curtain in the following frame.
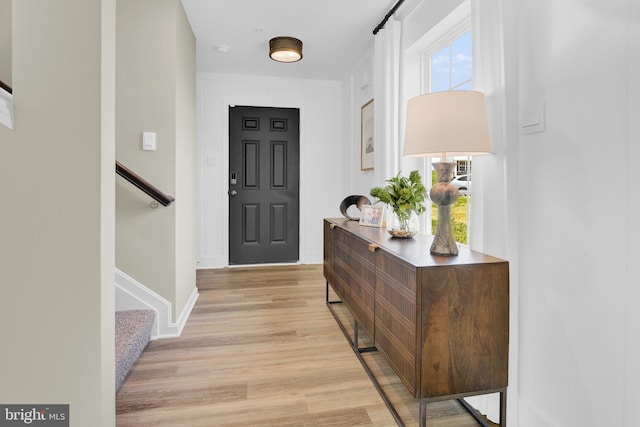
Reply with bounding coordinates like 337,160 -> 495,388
466,0 -> 514,423
373,18 -> 403,184
469,0 -> 510,256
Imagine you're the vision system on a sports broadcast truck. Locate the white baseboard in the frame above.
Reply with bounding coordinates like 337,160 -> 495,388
168,286 -> 199,339
196,256 -> 225,269
115,268 -> 198,339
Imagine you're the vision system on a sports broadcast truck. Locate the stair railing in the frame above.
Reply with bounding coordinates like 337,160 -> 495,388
0,79 -> 11,94
0,79 -> 13,130
116,161 -> 175,207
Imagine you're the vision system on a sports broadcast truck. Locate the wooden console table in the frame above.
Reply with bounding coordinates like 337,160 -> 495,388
323,218 -> 509,426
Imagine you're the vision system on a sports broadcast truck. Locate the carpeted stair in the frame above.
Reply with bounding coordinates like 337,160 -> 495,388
115,309 -> 155,392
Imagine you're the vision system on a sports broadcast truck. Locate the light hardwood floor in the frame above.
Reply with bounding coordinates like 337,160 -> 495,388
116,264 -> 495,426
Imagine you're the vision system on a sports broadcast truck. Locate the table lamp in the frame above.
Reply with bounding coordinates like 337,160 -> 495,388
404,91 -> 492,256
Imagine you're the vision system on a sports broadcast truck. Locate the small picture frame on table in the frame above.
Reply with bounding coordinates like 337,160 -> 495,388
359,204 -> 385,228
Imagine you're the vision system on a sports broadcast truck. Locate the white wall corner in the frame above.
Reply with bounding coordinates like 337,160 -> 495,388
0,87 -> 14,130
115,268 -> 198,339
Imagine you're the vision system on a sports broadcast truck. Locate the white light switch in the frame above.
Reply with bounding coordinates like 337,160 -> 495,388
142,132 -> 156,151
521,102 -> 545,135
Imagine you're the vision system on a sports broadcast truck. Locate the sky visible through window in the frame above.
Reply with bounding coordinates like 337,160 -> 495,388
430,30 -> 472,92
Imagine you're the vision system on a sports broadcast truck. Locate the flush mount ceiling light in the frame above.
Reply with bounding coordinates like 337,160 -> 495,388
269,36 -> 303,63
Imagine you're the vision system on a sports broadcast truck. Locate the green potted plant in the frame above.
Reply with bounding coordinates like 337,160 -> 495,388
370,170 -> 427,238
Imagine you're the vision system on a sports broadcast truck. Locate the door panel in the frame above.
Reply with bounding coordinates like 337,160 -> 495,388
229,106 -> 300,264
243,141 -> 259,188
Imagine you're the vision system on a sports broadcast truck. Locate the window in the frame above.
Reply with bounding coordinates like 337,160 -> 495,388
429,30 -> 473,92
456,159 -> 470,175
422,27 -> 473,245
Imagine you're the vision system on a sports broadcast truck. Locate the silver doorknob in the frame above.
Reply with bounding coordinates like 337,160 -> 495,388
228,189 -> 238,196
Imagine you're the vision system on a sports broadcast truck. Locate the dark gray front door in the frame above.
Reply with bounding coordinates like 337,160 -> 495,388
228,106 -> 300,265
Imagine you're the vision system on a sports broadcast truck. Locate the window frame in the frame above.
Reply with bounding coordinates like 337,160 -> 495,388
420,18 -> 473,245
421,18 -> 472,92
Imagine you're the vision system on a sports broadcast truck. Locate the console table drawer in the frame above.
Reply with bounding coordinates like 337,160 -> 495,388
349,233 -> 376,338
375,249 -> 419,396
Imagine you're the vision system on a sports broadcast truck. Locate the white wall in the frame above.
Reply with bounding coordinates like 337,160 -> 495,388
624,5 -> 640,427
0,0 -> 10,86
116,0 -> 197,321
196,73 -> 344,268
0,0 -> 116,424
342,54 -> 377,197
516,1 -> 638,426
174,1 -> 198,321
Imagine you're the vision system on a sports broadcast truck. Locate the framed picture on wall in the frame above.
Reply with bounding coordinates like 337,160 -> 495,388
361,99 -> 374,170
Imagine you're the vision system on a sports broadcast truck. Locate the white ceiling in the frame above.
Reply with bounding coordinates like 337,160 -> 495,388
181,0 -> 404,81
